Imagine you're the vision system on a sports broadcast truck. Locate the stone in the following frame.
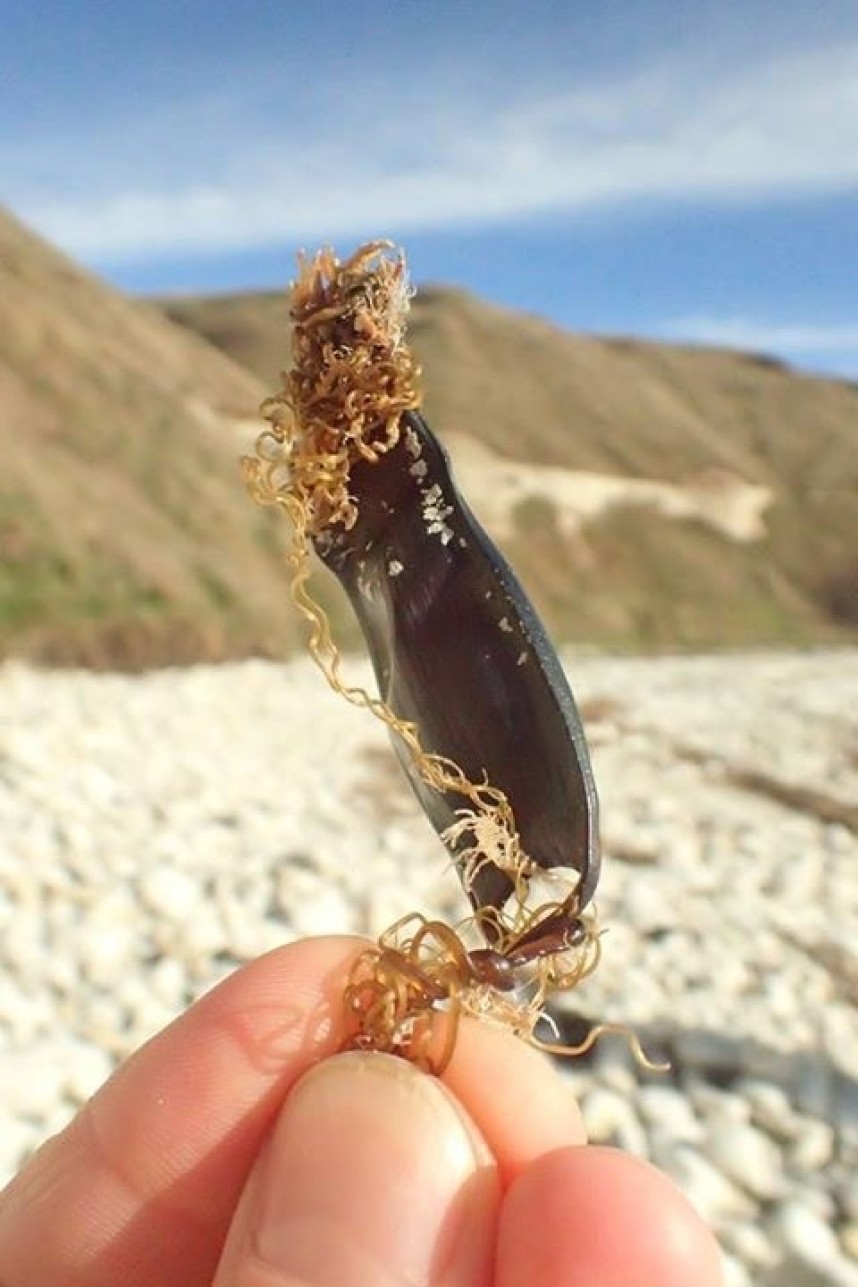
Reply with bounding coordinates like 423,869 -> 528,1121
287,884 -> 355,938
148,956 -> 190,1009
789,1117 -> 835,1175
138,865 -> 202,922
2,649 -> 858,1273
1,914 -> 46,975
581,1086 -> 649,1157
767,1198 -> 843,1269
63,1041 -> 115,1104
786,1185 -> 835,1224
720,1250 -> 753,1287
0,1119 -> 41,1188
637,1083 -> 704,1142
79,919 -> 137,984
658,1143 -> 755,1225
177,904 -> 230,967
0,978 -> 54,1041
721,1219 -> 779,1270
0,1047 -> 67,1120
737,1077 -> 799,1139
687,1080 -> 752,1124
622,879 -> 676,934
704,1120 -> 785,1201
45,951 -> 84,998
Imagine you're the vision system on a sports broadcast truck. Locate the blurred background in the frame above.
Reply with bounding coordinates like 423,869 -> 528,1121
1,3 -> 857,1284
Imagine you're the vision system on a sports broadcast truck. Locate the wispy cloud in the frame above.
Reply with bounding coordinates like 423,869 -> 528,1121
656,317 -> 858,356
8,40 -> 858,265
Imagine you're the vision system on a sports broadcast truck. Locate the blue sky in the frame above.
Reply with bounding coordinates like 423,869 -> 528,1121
3,1 -> 858,377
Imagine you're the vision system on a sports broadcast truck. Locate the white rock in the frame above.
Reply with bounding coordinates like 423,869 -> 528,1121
789,1184 -> 836,1223
79,763 -> 120,807
44,952 -> 83,998
286,884 -> 355,938
138,865 -> 202,922
720,1250 -> 753,1287
39,1101 -> 76,1143
177,903 -> 230,967
0,1118 -> 41,1188
365,883 -> 428,938
0,980 -> 53,1041
622,879 -> 675,933
721,1219 -> 779,1270
79,919 -> 137,983
687,1081 -> 752,1125
252,917 -> 295,956
78,993 -> 132,1052
2,649 -> 858,1232
658,1143 -> 755,1225
1,914 -> 47,975
705,1120 -> 785,1201
582,1086 -> 640,1146
0,1047 -> 68,1120
647,1126 -> 685,1172
148,956 -> 190,1009
637,1084 -> 704,1142
117,977 -> 177,1044
767,1197 -> 843,1267
217,897 -> 277,961
736,1078 -> 798,1139
789,1117 -> 835,1175
63,1041 -> 115,1104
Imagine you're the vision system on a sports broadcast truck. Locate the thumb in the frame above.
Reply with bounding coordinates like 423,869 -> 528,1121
215,1051 -> 499,1287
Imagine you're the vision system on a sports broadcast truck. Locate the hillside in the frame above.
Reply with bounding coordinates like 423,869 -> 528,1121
1,205 -> 856,668
161,282 -> 858,649
0,207 -> 314,666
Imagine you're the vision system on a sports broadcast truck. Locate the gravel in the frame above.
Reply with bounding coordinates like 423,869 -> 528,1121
1,648 -> 857,1283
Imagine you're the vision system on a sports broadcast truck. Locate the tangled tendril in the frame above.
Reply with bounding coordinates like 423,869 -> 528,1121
242,241 -> 662,1075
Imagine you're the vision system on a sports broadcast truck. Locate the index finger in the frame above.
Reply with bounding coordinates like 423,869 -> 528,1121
0,937 -> 364,1287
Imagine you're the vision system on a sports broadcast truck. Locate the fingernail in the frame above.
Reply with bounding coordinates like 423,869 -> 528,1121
252,1052 -> 495,1286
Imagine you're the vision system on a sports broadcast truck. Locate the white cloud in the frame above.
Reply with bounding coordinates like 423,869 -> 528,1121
8,40 -> 858,264
656,317 -> 858,355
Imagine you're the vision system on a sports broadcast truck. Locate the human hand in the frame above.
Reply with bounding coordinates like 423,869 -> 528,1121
0,937 -> 724,1285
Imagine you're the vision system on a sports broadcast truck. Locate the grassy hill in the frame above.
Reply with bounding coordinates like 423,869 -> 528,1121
0,207 -> 309,666
161,282 -> 858,649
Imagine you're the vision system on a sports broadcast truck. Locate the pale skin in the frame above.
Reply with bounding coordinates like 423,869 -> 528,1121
0,937 -> 724,1286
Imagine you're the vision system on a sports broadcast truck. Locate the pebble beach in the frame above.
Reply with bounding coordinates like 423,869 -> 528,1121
1,649 -> 857,1285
